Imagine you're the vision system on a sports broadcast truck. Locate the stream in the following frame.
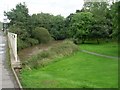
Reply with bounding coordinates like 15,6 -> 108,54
18,40 -> 63,61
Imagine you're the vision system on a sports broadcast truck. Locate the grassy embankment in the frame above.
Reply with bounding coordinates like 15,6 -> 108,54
20,41 -> 118,88
80,42 -> 118,57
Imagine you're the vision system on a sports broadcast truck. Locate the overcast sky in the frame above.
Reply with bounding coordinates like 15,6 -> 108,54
0,0 -> 84,22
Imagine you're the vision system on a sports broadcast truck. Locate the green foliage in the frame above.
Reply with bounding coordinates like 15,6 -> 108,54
110,2 -> 120,39
29,13 -> 54,32
32,27 -> 52,44
5,1 -> 119,50
87,2 -> 111,41
50,15 -> 66,40
9,25 -> 39,50
9,25 -> 30,40
68,12 -> 94,44
29,13 -> 66,40
82,1 -> 117,40
25,38 -> 39,46
17,38 -> 29,51
4,2 -> 29,28
65,1 -> 116,44
5,3 -> 67,50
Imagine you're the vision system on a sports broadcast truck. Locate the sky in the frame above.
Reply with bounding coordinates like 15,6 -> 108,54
0,0 -> 84,22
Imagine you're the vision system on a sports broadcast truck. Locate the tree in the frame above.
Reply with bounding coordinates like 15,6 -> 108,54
28,13 -> 66,40
4,2 -> 30,39
50,15 -> 66,40
64,13 -> 75,38
4,2 -> 29,29
110,1 -> 120,39
5,3 -> 40,50
69,12 -> 94,44
83,1 -> 111,42
9,25 -> 29,40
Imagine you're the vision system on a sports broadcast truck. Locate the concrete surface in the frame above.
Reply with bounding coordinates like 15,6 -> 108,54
0,31 -> 18,89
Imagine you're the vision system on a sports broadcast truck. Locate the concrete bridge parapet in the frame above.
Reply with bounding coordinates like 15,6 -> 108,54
8,32 -> 21,68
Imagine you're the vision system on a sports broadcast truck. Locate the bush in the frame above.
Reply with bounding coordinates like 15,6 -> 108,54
32,27 -> 52,44
17,38 -> 39,51
25,38 -> 39,46
17,38 -> 29,51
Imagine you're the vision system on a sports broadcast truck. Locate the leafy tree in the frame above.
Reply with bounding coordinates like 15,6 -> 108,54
29,13 -> 54,31
29,13 -> 66,40
5,3 -> 40,50
83,1 -> 112,42
110,1 -> 120,39
50,15 -> 66,40
64,13 -> 75,38
9,25 -> 29,40
4,2 -> 29,29
69,12 -> 94,44
4,2 -> 30,39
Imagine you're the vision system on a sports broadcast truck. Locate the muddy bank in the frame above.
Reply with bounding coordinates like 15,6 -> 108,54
18,40 -> 63,61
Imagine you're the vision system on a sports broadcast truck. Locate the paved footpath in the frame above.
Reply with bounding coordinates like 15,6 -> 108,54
0,31 -> 18,89
82,50 -> 118,59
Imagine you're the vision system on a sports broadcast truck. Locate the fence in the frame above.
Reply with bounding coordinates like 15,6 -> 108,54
8,32 -> 18,62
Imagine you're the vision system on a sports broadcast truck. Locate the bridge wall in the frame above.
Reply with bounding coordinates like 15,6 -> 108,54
8,32 -> 17,62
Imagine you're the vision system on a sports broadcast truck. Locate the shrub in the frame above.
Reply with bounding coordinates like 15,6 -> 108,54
17,38 -> 39,51
17,38 -> 29,51
25,38 -> 39,46
32,27 -> 52,44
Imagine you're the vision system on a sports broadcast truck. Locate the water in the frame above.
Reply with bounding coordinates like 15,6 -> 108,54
18,40 -> 63,61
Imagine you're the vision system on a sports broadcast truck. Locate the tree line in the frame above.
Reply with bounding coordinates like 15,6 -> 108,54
4,1 -> 119,50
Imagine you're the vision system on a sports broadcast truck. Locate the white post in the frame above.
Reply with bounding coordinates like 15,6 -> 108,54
14,34 -> 17,62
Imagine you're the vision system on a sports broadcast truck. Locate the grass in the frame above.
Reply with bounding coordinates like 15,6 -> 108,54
20,51 -> 118,88
79,42 -> 118,57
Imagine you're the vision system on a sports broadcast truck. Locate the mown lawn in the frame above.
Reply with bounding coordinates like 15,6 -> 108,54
79,42 -> 118,57
20,51 -> 118,88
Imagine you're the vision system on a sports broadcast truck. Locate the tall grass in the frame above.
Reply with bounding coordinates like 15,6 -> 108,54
22,40 -> 79,69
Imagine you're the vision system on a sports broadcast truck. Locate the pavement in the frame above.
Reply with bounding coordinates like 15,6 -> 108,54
82,50 -> 118,59
0,31 -> 18,89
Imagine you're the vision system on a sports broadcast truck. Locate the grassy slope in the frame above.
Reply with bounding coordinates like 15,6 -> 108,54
79,42 -> 118,57
20,51 -> 118,88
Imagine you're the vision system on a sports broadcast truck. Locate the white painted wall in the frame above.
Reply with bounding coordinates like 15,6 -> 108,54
8,32 -> 17,62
